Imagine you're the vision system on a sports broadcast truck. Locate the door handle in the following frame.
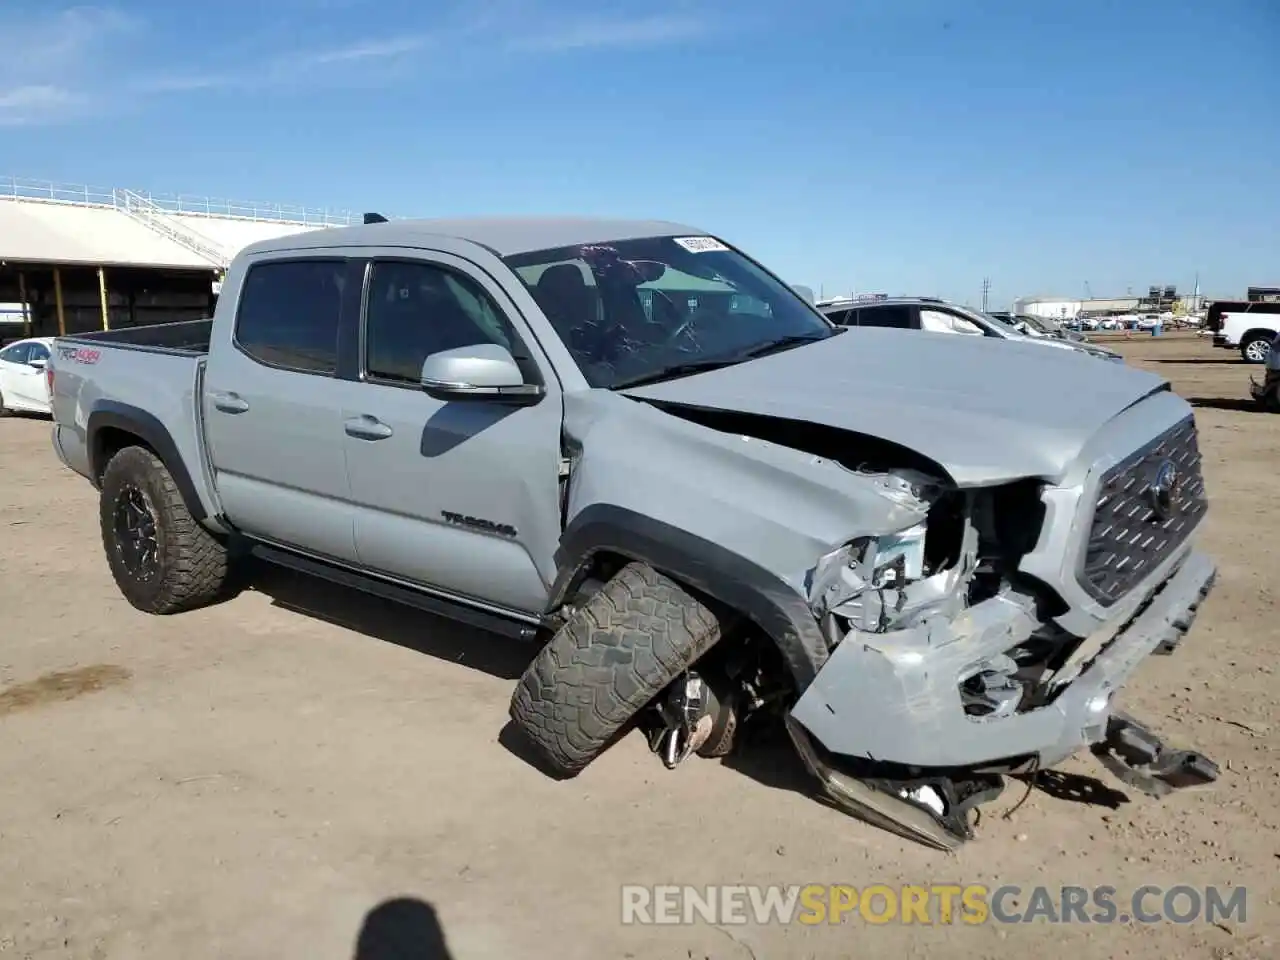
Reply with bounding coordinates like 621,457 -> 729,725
211,391 -> 250,414
344,415 -> 393,441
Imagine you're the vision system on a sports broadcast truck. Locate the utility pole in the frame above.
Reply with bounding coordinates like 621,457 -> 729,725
981,276 -> 991,312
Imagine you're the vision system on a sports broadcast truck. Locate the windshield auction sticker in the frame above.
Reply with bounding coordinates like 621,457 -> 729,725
673,236 -> 729,253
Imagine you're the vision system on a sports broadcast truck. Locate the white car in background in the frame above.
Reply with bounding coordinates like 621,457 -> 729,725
0,337 -> 54,416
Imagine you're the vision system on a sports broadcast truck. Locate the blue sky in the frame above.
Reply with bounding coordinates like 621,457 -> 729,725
1,0 -> 1276,307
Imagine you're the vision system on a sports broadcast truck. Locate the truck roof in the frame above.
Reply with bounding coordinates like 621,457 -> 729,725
239,216 -> 705,259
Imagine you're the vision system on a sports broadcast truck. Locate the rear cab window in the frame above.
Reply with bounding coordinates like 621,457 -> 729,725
234,260 -> 347,374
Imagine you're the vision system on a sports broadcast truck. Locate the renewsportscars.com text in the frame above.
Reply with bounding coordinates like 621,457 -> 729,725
620,884 -> 1248,926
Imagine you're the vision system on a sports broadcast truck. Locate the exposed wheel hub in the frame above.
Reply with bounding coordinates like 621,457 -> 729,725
647,672 -> 716,768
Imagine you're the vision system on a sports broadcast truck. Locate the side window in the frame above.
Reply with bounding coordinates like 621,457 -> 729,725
235,260 -> 345,374
921,309 -> 983,336
858,305 -> 914,329
364,260 -> 518,385
28,343 -> 50,362
0,343 -> 31,364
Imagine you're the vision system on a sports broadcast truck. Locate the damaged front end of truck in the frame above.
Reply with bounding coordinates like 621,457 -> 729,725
781,453 -> 1220,851
562,329 -> 1222,851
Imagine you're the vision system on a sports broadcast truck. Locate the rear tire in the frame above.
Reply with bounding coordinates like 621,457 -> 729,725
510,562 -> 722,776
99,445 -> 231,614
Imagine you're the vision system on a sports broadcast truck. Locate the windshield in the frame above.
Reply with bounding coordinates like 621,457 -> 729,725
503,236 -> 834,389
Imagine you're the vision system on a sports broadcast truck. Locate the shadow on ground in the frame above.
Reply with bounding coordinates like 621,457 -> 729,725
354,897 -> 454,960
1187,397 -> 1262,413
1021,768 -> 1130,810
1143,357 -> 1244,366
250,563 -> 535,681
717,718 -> 817,796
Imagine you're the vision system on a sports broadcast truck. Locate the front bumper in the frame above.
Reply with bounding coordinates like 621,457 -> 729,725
791,549 -> 1216,770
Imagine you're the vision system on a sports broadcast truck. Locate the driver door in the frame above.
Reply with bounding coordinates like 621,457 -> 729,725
342,252 -> 564,616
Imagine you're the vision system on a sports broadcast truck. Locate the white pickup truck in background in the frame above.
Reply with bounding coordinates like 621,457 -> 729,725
1209,302 -> 1280,363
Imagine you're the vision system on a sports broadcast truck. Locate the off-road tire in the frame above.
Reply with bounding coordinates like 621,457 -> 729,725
510,562 -> 722,776
99,445 -> 231,614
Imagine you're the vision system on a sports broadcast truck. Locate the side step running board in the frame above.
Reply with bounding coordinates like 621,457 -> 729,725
250,544 -> 540,642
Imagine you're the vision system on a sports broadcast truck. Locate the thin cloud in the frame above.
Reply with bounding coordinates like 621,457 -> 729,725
2,2 -> 724,125
510,12 -> 712,52
0,6 -> 137,124
0,86 -> 84,126
134,33 -> 437,95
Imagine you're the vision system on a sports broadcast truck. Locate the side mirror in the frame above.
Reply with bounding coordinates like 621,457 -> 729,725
28,358 -> 46,370
419,344 -> 543,405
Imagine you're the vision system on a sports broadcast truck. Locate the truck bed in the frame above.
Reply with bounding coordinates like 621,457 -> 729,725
62,318 -> 213,355
50,319 -> 220,520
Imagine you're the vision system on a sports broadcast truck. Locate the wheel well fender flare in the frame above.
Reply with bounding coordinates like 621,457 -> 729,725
87,401 -> 207,522
549,504 -> 829,690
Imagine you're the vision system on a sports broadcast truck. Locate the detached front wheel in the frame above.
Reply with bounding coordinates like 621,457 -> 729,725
99,445 -> 231,614
509,562 -> 722,776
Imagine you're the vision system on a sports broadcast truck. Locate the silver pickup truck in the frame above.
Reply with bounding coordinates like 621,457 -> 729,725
49,218 -> 1219,850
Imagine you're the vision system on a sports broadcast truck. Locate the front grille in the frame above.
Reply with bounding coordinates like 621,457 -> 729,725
1080,415 -> 1207,606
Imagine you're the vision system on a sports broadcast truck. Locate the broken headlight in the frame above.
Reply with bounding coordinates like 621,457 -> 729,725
866,522 -> 927,588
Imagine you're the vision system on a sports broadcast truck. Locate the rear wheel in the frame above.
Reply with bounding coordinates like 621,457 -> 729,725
509,562 -> 722,776
99,445 -> 232,614
1241,334 -> 1273,364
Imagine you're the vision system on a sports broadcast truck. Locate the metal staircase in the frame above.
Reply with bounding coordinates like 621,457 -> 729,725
113,188 -> 229,269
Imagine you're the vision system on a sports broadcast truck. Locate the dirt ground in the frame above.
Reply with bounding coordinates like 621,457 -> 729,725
1,332 -> 1276,960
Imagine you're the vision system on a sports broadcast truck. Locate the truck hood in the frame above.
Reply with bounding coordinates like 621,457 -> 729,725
1022,334 -> 1123,361
620,328 -> 1171,487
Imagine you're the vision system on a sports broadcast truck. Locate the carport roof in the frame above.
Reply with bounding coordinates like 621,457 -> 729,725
0,198 -> 218,270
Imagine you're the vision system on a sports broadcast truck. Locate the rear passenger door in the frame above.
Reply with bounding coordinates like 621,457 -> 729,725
342,253 -> 564,616
202,256 -> 362,563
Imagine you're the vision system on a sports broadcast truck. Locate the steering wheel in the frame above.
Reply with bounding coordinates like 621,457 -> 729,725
648,290 -> 701,351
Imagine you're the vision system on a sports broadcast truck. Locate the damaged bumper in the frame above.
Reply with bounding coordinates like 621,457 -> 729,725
791,548 -> 1217,773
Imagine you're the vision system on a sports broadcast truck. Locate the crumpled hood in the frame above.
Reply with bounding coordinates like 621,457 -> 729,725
621,328 -> 1172,487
